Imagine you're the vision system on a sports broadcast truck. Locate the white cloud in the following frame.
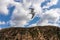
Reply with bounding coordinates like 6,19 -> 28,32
0,21 -> 5,25
37,8 -> 60,27
0,0 -> 32,27
0,0 -> 9,15
1,0 -> 60,27
27,23 -> 37,27
0,0 -> 13,15
0,0 -> 45,27
9,0 -> 45,27
0,0 -> 21,15
31,0 -> 45,14
10,4 -> 32,27
10,20 -> 27,27
43,0 -> 58,8
36,0 -> 60,27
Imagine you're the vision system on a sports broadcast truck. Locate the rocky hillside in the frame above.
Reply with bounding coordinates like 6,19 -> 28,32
0,26 -> 60,40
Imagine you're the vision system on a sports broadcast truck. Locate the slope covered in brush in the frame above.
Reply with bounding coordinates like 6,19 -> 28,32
0,26 -> 60,40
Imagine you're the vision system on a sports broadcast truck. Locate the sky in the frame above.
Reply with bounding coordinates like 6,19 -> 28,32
0,0 -> 60,29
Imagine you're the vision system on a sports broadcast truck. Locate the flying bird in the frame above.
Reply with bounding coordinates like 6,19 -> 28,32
29,8 -> 35,19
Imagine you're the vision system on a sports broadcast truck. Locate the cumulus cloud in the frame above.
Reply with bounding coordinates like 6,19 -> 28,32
0,21 -> 5,25
37,8 -> 60,27
43,0 -> 58,8
0,0 -> 14,15
0,0 -> 21,15
0,0 -> 60,27
29,0 -> 59,27
9,0 -> 45,27
0,0 -> 9,14
10,2 -> 32,27
36,0 -> 60,27
31,0 -> 45,14
0,0 -> 32,27
0,0 -> 44,27
28,23 -> 37,27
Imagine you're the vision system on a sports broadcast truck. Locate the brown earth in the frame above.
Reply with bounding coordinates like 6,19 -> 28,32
0,26 -> 60,40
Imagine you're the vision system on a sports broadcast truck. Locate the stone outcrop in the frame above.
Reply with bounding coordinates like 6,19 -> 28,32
0,26 -> 60,40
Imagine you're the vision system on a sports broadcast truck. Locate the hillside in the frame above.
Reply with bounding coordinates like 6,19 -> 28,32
0,26 -> 60,40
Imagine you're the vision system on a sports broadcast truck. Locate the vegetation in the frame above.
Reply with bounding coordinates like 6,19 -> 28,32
0,26 -> 60,40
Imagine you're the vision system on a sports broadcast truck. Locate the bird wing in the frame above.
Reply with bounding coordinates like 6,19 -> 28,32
31,13 -> 35,19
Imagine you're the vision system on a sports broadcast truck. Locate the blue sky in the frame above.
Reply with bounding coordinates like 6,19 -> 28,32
0,0 -> 60,29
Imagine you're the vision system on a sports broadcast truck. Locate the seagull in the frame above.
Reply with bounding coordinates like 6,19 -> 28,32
29,8 -> 35,19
